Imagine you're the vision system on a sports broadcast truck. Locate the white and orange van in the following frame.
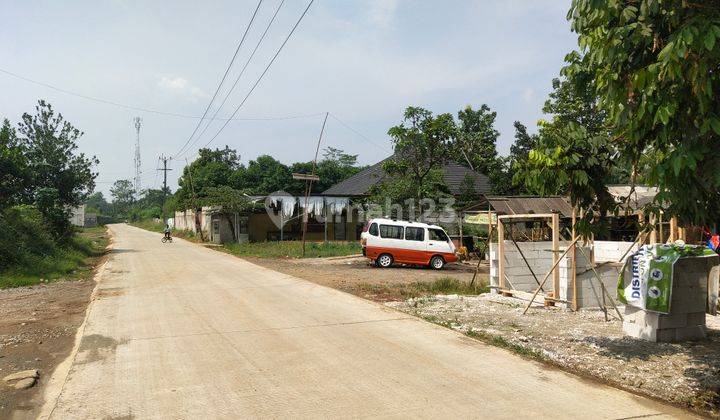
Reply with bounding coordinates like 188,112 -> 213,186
360,218 -> 457,269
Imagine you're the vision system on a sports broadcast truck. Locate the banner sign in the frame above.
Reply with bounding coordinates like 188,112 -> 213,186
463,213 -> 497,225
617,244 -> 715,313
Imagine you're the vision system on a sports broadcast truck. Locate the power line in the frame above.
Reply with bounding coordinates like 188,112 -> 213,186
174,0 -> 264,158
194,0 -> 286,145
328,113 -> 392,153
0,67 -> 323,122
188,0 -> 315,156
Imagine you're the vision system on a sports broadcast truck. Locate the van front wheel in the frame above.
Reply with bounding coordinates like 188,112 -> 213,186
376,254 -> 393,268
429,255 -> 445,270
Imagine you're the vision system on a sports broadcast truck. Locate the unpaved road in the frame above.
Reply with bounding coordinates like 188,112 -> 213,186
39,224 -> 695,419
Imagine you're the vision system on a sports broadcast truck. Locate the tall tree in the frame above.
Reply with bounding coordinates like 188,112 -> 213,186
241,155 -> 293,195
110,179 -> 135,217
18,100 -> 98,238
85,191 -> 110,215
565,0 -> 720,226
371,107 -> 454,218
510,121 -> 538,165
0,119 -> 27,209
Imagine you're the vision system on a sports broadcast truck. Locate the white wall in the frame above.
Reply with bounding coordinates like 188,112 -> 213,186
593,240 -> 638,263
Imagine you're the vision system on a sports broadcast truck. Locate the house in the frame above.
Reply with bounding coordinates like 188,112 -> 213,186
173,157 -> 492,244
322,158 -> 492,197
69,205 -> 98,228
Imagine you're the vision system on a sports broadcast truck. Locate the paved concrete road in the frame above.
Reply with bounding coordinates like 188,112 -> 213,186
41,224 -> 694,419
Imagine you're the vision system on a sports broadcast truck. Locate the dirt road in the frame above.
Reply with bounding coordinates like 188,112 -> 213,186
39,224 -> 695,418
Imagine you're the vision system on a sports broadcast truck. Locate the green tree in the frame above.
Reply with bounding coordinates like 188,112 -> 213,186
514,69 -> 620,223
110,179 -> 135,218
18,100 -> 98,239
565,0 -> 720,226
371,107 -> 454,217
510,121 -> 538,165
451,105 -> 513,194
85,191 -> 110,215
288,147 -> 364,195
241,155 -> 293,195
201,186 -> 256,241
0,119 -> 27,209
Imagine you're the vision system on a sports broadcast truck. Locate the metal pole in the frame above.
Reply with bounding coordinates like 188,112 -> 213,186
301,112 -> 329,257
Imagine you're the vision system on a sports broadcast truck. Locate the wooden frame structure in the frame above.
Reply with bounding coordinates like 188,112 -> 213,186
496,213 -> 561,297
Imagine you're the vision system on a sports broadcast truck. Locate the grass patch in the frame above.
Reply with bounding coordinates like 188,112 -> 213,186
0,226 -> 109,288
221,241 -> 361,259
357,277 -> 489,301
415,312 -> 546,362
465,329 -> 546,361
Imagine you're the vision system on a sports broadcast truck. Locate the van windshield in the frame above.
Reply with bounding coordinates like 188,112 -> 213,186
429,228 -> 449,242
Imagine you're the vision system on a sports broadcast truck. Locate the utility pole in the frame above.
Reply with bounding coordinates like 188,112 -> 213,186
133,117 -> 143,199
298,112 -> 329,257
157,155 -> 172,223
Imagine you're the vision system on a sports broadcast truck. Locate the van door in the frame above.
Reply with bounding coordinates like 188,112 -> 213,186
403,226 -> 426,263
427,228 -> 452,256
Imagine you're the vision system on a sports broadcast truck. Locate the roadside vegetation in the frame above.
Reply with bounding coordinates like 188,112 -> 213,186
0,100 -> 101,288
357,277 -> 488,302
221,240 -> 361,259
0,225 -> 108,288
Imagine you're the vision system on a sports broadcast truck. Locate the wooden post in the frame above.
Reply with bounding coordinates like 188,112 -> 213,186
323,198 -> 328,243
679,226 -> 687,242
523,236 -> 581,315
637,211 -> 645,244
458,211 -> 464,252
669,216 -> 678,243
649,213 -> 657,244
280,207 -> 284,241
551,213 -> 560,296
498,218 -> 505,290
571,208 -> 578,311
659,212 -> 664,243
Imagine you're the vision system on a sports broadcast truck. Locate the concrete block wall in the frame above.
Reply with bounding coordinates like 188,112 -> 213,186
622,255 -> 719,342
558,259 -> 621,309
593,241 -> 638,263
489,241 -> 567,293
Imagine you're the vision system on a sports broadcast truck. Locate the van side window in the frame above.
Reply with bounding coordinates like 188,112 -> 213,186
379,224 -> 403,239
429,228 -> 449,242
405,226 -> 424,241
368,223 -> 379,236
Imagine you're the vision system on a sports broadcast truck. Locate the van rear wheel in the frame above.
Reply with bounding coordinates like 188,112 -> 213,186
376,254 -> 393,268
429,255 -> 445,270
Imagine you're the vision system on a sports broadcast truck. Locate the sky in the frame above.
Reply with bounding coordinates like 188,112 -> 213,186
0,0 -> 578,197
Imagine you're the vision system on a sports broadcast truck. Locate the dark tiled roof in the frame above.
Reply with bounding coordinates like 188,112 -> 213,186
322,156 -> 492,197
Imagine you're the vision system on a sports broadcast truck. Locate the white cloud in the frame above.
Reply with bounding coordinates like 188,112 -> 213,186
157,75 -> 208,101
158,75 -> 188,91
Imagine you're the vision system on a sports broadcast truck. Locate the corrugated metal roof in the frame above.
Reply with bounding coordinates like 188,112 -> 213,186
462,196 -> 574,218
322,156 -> 492,197
606,185 -> 658,209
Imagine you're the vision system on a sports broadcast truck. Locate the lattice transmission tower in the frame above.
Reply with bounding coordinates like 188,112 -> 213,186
133,117 -> 142,197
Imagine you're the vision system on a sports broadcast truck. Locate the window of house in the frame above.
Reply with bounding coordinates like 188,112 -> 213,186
368,222 -> 379,236
429,228 -> 449,242
379,224 -> 403,239
405,226 -> 424,241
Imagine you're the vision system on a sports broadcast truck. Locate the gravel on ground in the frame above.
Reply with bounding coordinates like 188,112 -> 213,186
387,293 -> 720,417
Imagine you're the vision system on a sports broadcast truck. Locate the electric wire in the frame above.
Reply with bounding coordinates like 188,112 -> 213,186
188,0 -> 315,155
173,0 -> 264,158
194,0 -> 286,145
